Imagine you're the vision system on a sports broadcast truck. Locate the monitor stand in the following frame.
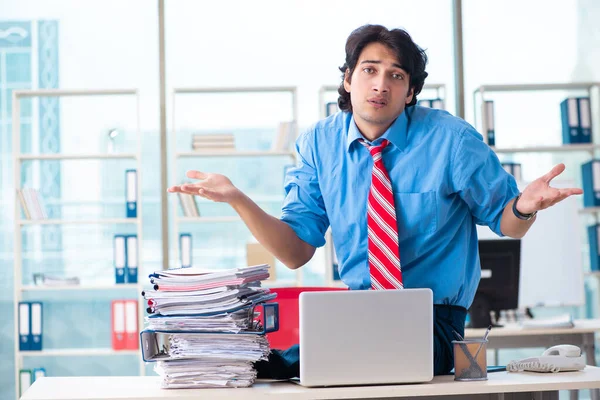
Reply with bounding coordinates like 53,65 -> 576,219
468,295 -> 502,328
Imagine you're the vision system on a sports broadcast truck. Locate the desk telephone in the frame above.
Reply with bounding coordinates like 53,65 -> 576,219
506,345 -> 586,373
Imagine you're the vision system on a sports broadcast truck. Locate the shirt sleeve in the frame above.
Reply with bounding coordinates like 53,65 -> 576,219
279,131 -> 329,248
451,125 -> 520,236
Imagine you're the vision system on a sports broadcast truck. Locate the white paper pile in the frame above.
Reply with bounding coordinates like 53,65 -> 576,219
141,264 -> 276,389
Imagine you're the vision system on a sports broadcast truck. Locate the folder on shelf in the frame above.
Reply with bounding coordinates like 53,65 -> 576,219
180,233 -> 192,268
325,101 -> 338,117
125,169 -> 138,218
126,235 -> 138,284
561,97 -> 580,144
177,192 -> 200,217
501,162 -> 522,182
114,235 -> 127,284
588,224 -> 600,272
483,100 -> 495,146
582,159 -> 600,207
32,367 -> 46,382
579,97 -> 592,143
30,302 -> 43,351
18,302 -> 30,351
19,369 -> 32,397
111,300 -> 126,350
125,300 -> 139,350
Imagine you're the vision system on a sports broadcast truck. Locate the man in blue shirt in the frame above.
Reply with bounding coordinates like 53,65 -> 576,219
168,25 -> 582,377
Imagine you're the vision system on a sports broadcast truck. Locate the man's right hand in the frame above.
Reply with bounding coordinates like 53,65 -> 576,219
167,170 -> 242,205
167,169 -> 316,270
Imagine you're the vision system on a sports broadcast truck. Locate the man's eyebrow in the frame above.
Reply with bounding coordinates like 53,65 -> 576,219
360,60 -> 406,71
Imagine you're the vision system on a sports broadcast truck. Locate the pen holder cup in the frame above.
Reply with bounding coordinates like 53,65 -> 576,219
452,339 -> 488,381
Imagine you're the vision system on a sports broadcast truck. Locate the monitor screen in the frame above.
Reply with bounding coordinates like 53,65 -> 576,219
469,239 -> 521,328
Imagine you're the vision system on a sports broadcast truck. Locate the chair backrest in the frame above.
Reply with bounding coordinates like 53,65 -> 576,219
266,286 -> 346,350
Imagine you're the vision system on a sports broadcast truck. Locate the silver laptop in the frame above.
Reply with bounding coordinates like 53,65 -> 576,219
298,288 -> 433,387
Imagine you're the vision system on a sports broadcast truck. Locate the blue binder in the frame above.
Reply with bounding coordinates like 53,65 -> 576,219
125,169 -> 138,218
484,101 -> 495,146
18,302 -> 30,351
588,225 -> 600,272
560,98 -> 580,144
125,234 -> 138,283
582,160 -> 600,207
30,302 -> 43,351
578,97 -> 592,144
114,234 -> 127,284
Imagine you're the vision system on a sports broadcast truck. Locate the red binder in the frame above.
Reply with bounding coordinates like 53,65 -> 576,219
125,300 -> 139,350
111,300 -> 126,350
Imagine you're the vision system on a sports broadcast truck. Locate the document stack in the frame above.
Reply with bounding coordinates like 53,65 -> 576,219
140,264 -> 279,389
191,133 -> 235,151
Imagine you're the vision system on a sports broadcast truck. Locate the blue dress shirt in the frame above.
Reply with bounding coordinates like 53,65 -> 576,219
280,106 -> 519,308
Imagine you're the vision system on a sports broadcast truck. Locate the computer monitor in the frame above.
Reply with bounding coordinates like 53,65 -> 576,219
469,239 -> 521,328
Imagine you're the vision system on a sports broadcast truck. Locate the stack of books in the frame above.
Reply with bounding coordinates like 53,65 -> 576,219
191,134 -> 235,152
140,264 -> 278,389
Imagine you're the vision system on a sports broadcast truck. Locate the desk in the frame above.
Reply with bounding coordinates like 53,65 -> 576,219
465,319 -> 600,400
21,367 -> 600,400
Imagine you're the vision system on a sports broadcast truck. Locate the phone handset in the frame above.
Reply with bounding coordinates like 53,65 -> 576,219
507,345 -> 586,373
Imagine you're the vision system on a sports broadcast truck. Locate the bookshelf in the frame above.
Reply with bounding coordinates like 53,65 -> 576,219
317,84 -> 446,287
473,83 -> 600,315
12,88 -> 145,399
170,86 -> 301,286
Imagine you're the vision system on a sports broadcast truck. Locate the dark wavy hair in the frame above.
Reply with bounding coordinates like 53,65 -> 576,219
338,24 -> 428,112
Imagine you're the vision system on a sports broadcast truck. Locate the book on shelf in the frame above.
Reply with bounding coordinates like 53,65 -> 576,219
177,191 -> 200,217
191,133 -> 235,151
17,188 -> 48,220
271,121 -> 297,152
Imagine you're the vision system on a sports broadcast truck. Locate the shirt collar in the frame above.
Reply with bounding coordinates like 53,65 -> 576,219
346,109 -> 409,152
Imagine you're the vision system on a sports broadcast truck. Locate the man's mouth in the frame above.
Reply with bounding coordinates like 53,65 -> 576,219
368,98 -> 387,108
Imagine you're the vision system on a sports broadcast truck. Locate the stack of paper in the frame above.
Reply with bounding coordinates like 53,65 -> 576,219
141,264 -> 277,389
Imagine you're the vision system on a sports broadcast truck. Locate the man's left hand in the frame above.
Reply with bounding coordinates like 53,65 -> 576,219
517,163 -> 583,215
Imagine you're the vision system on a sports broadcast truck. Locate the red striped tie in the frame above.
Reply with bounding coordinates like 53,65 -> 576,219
360,139 -> 403,290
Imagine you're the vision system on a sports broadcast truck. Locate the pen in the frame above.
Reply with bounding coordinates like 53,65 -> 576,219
473,325 -> 492,360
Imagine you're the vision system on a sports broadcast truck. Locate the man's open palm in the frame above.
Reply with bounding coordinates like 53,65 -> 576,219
167,170 -> 240,203
517,163 -> 583,215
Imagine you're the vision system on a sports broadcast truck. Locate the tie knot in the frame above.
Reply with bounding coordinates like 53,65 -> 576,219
360,139 -> 389,157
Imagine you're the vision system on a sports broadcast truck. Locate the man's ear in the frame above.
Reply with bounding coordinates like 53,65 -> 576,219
406,87 -> 414,105
343,69 -> 351,93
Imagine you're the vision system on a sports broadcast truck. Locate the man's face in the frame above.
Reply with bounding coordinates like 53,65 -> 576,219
344,42 -> 414,132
